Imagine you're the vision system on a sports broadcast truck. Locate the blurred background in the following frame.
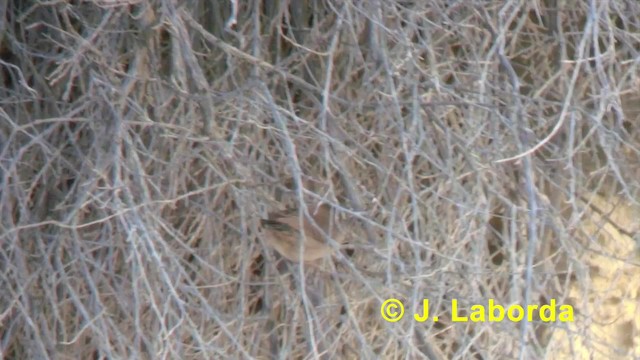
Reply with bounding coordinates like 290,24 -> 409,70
1,0 -> 639,358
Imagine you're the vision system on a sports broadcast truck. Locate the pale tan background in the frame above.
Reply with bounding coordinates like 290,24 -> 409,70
1,0 -> 639,359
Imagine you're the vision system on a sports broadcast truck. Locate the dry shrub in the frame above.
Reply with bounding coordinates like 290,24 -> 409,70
1,0 -> 639,359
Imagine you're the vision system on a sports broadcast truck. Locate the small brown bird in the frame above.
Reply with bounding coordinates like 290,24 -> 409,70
260,203 -> 346,262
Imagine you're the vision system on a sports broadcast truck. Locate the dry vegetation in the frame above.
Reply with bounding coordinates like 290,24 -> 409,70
1,0 -> 640,359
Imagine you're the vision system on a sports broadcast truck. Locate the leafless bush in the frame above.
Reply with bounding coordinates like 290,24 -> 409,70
1,0 -> 639,359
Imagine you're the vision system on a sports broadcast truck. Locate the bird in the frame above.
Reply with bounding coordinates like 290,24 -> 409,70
260,202 -> 347,262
